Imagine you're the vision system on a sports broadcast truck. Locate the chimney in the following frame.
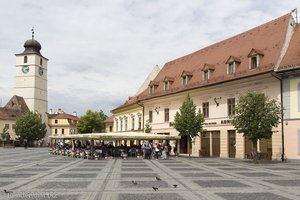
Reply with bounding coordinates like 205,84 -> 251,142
73,111 -> 77,116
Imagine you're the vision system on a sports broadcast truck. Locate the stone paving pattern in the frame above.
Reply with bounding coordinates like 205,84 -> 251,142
0,148 -> 299,199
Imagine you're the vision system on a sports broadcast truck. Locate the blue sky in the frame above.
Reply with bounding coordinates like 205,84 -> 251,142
0,0 -> 299,116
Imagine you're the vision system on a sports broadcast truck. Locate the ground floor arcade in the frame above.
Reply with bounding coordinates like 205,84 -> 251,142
178,128 -> 282,160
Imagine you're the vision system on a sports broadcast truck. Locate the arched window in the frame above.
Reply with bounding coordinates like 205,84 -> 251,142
298,82 -> 300,112
24,56 -> 28,63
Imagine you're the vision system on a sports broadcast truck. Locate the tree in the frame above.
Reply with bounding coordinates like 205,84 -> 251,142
144,120 -> 152,133
1,127 -> 8,147
77,110 -> 107,133
15,112 -> 47,145
231,92 -> 281,162
174,94 -> 205,156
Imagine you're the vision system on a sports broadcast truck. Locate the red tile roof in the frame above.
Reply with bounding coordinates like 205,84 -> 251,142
138,13 -> 293,100
279,24 -> 300,69
0,95 -> 29,120
104,115 -> 114,123
111,95 -> 140,112
47,113 -> 79,121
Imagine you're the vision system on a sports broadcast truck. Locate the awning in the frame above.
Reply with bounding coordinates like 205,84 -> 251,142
49,131 -> 181,141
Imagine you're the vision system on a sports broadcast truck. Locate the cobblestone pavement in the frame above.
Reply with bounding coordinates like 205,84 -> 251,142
0,148 -> 300,200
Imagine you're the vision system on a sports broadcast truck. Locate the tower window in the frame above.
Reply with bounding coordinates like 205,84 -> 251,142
24,56 -> 28,63
40,58 -> 43,66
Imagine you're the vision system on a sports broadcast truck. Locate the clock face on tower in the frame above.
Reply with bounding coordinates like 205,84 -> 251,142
39,67 -> 44,76
22,66 -> 29,74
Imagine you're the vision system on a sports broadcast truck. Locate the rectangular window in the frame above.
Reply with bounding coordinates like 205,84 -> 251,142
121,119 -> 123,131
55,119 -> 58,124
149,86 -> 155,94
109,126 -> 113,132
125,118 -> 128,131
149,110 -> 153,123
228,62 -> 235,74
5,124 -> 9,129
12,124 -> 16,130
202,102 -> 209,118
54,129 -> 58,134
164,108 -> 170,122
251,56 -> 258,68
131,116 -> 135,130
204,71 -> 209,80
62,129 -> 64,134
164,81 -> 169,90
138,115 -> 142,130
227,98 -> 235,116
116,120 -> 119,132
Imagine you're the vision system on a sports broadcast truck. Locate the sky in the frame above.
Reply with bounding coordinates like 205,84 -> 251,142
0,0 -> 299,117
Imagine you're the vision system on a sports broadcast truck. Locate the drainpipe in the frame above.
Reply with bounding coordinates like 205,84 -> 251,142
271,73 -> 285,162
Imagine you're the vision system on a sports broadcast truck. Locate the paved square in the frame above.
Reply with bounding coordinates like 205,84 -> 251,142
0,148 -> 300,200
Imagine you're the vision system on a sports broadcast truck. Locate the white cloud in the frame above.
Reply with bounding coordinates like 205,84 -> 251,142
0,0 -> 299,115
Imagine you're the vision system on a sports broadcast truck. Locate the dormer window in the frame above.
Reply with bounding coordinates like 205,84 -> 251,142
202,64 -> 215,81
248,48 -> 264,69
163,76 -> 174,91
203,70 -> 209,80
181,71 -> 192,86
251,57 -> 257,68
148,81 -> 159,94
164,81 -> 170,90
225,56 -> 241,74
24,56 -> 28,63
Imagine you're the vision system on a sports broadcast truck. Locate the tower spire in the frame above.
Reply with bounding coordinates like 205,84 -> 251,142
31,27 -> 34,40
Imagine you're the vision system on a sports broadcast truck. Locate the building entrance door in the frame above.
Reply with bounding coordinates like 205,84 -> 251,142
200,132 -> 210,157
228,130 -> 236,158
212,131 -> 220,157
180,135 -> 188,154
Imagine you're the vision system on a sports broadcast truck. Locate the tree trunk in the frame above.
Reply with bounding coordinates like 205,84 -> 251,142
252,140 -> 258,163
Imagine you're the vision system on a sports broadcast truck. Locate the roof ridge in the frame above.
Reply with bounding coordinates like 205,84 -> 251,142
165,13 -> 291,66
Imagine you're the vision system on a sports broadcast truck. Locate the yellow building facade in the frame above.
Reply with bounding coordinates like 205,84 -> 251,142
47,111 -> 79,144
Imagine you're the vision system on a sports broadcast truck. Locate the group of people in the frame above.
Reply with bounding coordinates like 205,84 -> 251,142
142,142 -> 177,160
52,140 -> 178,160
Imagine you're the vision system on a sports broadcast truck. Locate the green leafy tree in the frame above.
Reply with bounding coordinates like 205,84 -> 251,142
77,110 -> 107,133
1,127 -> 8,147
15,112 -> 47,145
144,120 -> 152,133
98,110 -> 108,132
231,92 -> 281,161
174,94 -> 205,156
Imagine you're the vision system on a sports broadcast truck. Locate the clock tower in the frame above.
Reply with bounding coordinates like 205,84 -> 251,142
14,29 -> 49,141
